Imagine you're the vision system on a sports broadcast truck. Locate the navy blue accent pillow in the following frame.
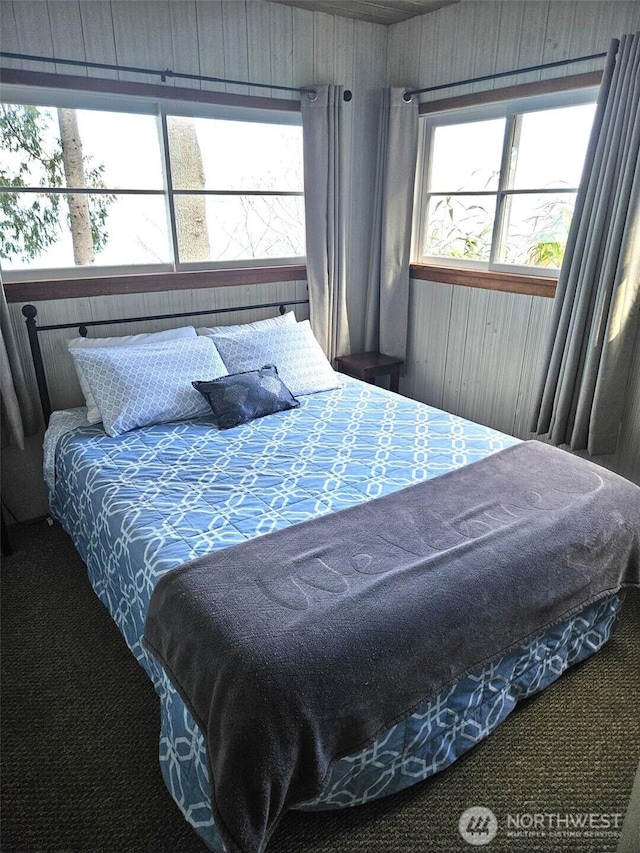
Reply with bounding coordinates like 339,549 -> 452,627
193,364 -> 299,430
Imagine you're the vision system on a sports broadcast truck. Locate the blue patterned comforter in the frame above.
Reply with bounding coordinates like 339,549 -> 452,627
46,378 -> 622,851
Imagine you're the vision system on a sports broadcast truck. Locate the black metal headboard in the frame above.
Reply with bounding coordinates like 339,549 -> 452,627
22,298 -> 309,425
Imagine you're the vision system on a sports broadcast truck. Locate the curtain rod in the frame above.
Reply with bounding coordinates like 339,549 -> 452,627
0,50 -> 322,97
403,50 -> 609,100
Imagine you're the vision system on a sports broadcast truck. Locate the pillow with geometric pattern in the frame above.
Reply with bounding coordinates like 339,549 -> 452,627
68,325 -> 197,424
69,337 -> 227,437
212,320 -> 340,397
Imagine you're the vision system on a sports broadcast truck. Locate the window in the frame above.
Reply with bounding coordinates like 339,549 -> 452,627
166,115 -> 304,265
0,90 -> 304,280
413,90 -> 597,275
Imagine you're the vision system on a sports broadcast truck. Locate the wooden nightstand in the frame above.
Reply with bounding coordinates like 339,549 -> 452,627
333,352 -> 403,393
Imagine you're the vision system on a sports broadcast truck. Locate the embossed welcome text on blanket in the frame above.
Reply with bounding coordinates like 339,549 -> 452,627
143,441 -> 640,853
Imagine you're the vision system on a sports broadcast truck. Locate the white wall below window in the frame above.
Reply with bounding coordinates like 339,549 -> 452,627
403,278 -> 640,485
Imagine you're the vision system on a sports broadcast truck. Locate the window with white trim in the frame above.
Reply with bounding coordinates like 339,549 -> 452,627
0,88 -> 304,280
413,89 -> 598,275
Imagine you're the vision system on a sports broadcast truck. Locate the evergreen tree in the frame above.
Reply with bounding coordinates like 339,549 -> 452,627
0,104 -> 112,264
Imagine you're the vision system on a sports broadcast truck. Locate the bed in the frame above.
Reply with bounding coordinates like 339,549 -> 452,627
29,301 -> 637,853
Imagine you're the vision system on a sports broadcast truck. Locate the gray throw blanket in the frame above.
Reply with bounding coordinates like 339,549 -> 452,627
143,441 -> 640,853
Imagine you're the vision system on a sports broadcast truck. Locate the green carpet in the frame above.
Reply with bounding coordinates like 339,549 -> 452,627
1,520 -> 638,852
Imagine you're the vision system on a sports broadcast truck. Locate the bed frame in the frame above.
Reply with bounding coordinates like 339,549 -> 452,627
22,298 -> 310,425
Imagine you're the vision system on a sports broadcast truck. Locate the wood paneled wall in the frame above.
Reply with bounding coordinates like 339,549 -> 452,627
404,279 -> 640,484
387,0 -> 640,93
389,1 -> 640,484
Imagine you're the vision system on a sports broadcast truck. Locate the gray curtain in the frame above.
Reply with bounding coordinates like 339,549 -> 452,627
532,33 -> 640,455
364,88 -> 419,362
1,277 -> 37,449
301,85 -> 350,361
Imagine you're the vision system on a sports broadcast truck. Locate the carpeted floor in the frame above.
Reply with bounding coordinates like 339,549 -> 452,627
1,520 -> 638,853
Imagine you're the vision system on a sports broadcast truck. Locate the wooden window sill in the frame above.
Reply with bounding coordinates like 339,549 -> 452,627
410,264 -> 557,298
3,265 -> 307,303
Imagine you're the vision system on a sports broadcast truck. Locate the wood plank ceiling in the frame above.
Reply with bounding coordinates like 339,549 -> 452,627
269,1 -> 458,26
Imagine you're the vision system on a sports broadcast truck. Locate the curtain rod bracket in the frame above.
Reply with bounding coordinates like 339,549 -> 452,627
306,89 -> 352,102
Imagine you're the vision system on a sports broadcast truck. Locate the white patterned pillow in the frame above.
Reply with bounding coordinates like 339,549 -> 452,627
196,310 -> 296,338
68,325 -> 197,424
69,337 -> 228,437
212,320 -> 340,397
